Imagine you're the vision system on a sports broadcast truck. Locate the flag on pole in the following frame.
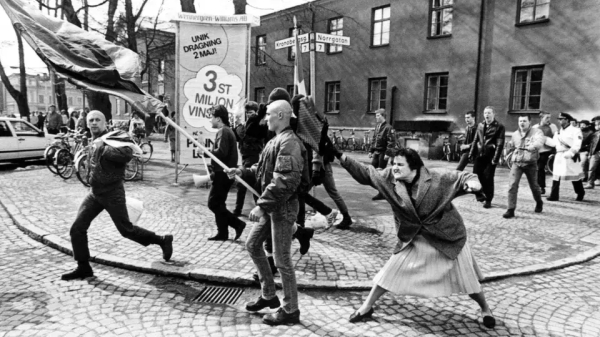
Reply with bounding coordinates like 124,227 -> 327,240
293,16 -> 307,97
0,0 -> 164,117
296,96 -> 323,153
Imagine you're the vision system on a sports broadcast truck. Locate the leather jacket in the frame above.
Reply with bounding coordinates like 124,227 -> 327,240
89,130 -> 134,195
242,127 -> 310,213
589,131 -> 600,155
370,121 -> 395,156
469,120 -> 506,163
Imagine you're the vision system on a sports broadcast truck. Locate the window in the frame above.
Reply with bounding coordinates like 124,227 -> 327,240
511,66 -> 544,111
517,0 -> 550,24
11,120 -> 38,136
38,95 -> 44,103
77,97 -> 83,104
0,121 -> 11,137
430,0 -> 453,37
371,6 -> 390,47
368,78 -> 387,112
255,87 -> 266,104
325,81 -> 341,113
256,35 -> 267,65
328,17 -> 344,53
287,85 -> 295,97
425,73 -> 449,112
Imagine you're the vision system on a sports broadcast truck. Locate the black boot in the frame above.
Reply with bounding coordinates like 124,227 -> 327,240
502,209 -> 515,219
336,212 -> 353,230
295,226 -> 314,255
547,180 -> 560,201
160,235 -> 173,262
573,180 -> 585,201
61,261 -> 94,281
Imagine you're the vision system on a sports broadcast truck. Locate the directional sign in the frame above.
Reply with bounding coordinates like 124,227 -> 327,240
301,43 -> 309,53
274,33 -> 309,49
315,32 -> 350,46
315,43 -> 325,53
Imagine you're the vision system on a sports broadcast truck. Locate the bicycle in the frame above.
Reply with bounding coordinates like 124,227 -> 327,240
442,137 -> 453,161
343,129 -> 356,151
132,130 -> 153,164
546,153 -> 555,175
54,130 -> 88,179
124,155 -> 140,181
330,130 -> 340,149
361,129 -> 373,153
499,145 -> 515,169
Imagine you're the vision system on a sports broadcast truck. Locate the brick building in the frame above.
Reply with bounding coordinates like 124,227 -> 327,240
250,0 -> 600,158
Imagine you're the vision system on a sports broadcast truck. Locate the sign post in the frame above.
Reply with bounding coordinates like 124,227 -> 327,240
171,13 -> 259,183
274,30 -> 349,97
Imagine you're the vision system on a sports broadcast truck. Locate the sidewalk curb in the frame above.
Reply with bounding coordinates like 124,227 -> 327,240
3,196 -> 600,290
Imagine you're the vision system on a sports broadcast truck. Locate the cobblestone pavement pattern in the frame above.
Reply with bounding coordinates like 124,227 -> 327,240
0,139 -> 599,285
1,202 -> 599,336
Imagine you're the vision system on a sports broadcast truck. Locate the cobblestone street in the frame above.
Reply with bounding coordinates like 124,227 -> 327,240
1,138 -> 600,336
1,199 -> 600,336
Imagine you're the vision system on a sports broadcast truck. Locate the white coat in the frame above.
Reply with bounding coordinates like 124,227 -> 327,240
547,125 -> 584,181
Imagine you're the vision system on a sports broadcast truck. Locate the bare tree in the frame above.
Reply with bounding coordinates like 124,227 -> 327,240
180,0 -> 195,13
0,28 -> 30,120
233,0 -> 246,14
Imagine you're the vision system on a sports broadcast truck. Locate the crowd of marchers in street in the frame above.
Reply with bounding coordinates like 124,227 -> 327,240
10,86 -> 598,331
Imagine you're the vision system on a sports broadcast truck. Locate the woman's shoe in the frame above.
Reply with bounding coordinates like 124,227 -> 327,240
349,307 -> 374,323
483,315 -> 496,329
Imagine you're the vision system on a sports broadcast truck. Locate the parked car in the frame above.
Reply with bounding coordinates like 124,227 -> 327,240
0,117 -> 56,163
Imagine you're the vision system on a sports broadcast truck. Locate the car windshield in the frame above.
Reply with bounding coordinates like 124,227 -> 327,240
11,120 -> 39,135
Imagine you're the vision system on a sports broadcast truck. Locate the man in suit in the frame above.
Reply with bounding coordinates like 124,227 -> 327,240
469,106 -> 506,208
456,110 -> 477,171
584,116 -> 600,189
369,109 -> 395,200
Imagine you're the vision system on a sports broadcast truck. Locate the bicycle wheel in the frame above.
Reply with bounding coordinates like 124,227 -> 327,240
505,154 -> 513,170
75,152 -> 90,187
44,145 -> 61,175
55,149 -> 75,179
140,142 -> 153,163
546,154 -> 555,175
347,139 -> 355,151
124,158 -> 139,181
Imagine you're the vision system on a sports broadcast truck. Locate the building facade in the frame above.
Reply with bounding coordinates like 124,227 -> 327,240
1,73 -> 86,115
250,0 -> 600,158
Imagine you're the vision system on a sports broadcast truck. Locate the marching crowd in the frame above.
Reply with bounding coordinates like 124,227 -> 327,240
454,107 -> 599,219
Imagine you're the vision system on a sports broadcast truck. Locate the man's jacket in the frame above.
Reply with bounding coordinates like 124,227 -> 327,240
460,124 -> 477,154
46,112 -> 62,130
242,127 -> 309,213
509,127 -> 544,165
589,130 -> 600,155
234,112 -> 268,157
370,121 -> 394,156
469,120 -> 506,163
89,130 -> 134,195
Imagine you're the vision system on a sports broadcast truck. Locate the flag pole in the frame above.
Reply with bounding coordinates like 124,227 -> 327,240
293,16 -> 298,96
157,111 -> 260,198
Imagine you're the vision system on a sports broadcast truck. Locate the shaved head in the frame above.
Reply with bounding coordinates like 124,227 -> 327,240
87,110 -> 107,137
266,101 -> 293,133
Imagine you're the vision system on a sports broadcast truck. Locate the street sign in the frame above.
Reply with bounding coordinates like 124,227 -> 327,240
301,43 -> 309,53
315,43 -> 325,53
315,32 -> 350,46
274,33 -> 309,49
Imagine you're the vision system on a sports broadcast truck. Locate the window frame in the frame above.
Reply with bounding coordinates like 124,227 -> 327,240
324,81 -> 341,114
254,87 -> 266,104
256,35 -> 267,66
428,0 -> 454,39
516,0 -> 551,26
286,85 -> 295,97
424,72 -> 449,113
509,65 -> 545,113
370,5 -> 391,48
327,16 -> 344,54
367,77 -> 387,113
